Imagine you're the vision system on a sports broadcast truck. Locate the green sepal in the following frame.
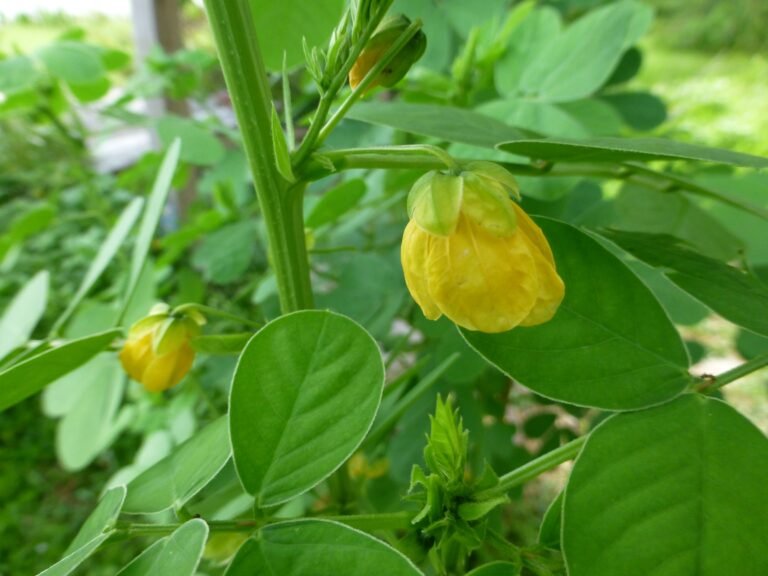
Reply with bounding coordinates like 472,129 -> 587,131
464,161 -> 521,201
407,171 -> 463,236
458,495 -> 510,522
270,103 -> 295,182
460,171 -> 518,237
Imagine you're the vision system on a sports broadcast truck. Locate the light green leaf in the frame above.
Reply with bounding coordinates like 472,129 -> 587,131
123,416 -> 230,514
38,486 -> 126,576
230,311 -> 384,506
306,179 -> 366,229
250,0 -> 345,69
56,354 -> 125,471
604,230 -> 768,337
347,102 -> 530,149
54,198 -> 143,334
117,519 -> 209,576
0,55 -> 41,93
0,329 -> 121,412
122,139 -> 180,320
225,519 -> 423,576
498,136 -> 768,168
157,116 -> 224,166
515,2 -> 638,102
495,6 -> 561,97
462,218 -> 691,410
563,395 -> 768,576
191,333 -> 252,355
0,270 -> 48,360
37,41 -> 104,85
191,220 -> 258,284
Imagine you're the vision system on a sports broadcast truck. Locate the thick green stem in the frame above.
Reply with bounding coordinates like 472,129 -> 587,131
204,0 -> 313,313
474,437 -> 587,500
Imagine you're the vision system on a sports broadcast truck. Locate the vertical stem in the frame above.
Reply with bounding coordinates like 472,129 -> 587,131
204,0 -> 313,313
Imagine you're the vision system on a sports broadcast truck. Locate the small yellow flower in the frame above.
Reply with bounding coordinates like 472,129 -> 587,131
349,15 -> 427,90
119,304 -> 203,392
401,163 -> 564,333
348,452 -> 390,480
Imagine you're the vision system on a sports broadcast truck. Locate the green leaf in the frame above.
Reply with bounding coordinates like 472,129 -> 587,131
0,270 -> 48,360
538,490 -> 563,549
230,311 -> 384,506
612,184 -> 743,261
191,333 -> 252,355
250,0 -> 345,70
156,116 -> 224,166
121,139 -> 180,320
0,329 -> 121,412
54,198 -> 143,334
462,219 -> 690,410
37,41 -> 104,85
56,354 -> 126,471
123,416 -> 230,514
466,562 -> 522,576
225,519 -> 423,576
515,1 -> 639,102
495,6 -> 561,97
604,230 -> 768,337
346,102 -> 530,149
563,395 -> 768,576
601,92 -> 667,131
271,104 -> 295,181
306,179 -> 366,229
38,486 -> 126,576
191,220 -> 258,284
498,136 -> 768,168
117,519 -> 209,576
0,55 -> 41,93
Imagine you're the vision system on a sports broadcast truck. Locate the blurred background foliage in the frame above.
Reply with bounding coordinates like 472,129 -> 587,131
1,0 -> 766,573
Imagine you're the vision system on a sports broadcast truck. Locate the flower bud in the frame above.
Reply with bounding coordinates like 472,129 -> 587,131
119,305 -> 204,392
348,15 -> 427,90
401,163 -> 564,333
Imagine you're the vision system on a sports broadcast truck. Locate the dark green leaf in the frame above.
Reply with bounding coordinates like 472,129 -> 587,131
601,92 -> 667,131
563,395 -> 768,576
538,490 -> 563,549
225,519 -> 423,575
462,219 -> 690,410
466,562 -> 522,576
230,311 -> 384,506
0,329 -> 121,412
604,230 -> 768,337
498,136 -> 768,168
347,102 -> 531,149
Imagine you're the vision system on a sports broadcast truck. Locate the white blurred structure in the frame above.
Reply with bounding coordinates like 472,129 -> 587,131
0,1 -> 132,18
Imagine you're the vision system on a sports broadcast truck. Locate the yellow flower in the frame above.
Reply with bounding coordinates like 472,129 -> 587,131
401,163 -> 564,333
119,304 -> 203,392
349,15 -> 427,90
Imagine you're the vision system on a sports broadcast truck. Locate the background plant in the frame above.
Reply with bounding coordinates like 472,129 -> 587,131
1,0 -> 767,575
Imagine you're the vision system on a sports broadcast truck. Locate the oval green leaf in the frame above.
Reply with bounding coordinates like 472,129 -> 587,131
0,329 -> 121,412
230,311 -> 384,506
225,519 -> 423,576
563,394 -> 768,576
123,415 -> 231,514
462,218 -> 691,410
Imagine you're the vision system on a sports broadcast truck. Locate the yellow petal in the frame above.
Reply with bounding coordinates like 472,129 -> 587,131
401,221 -> 442,321
426,215 -> 539,333
518,233 -> 565,327
513,204 -> 555,265
119,331 -> 153,383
